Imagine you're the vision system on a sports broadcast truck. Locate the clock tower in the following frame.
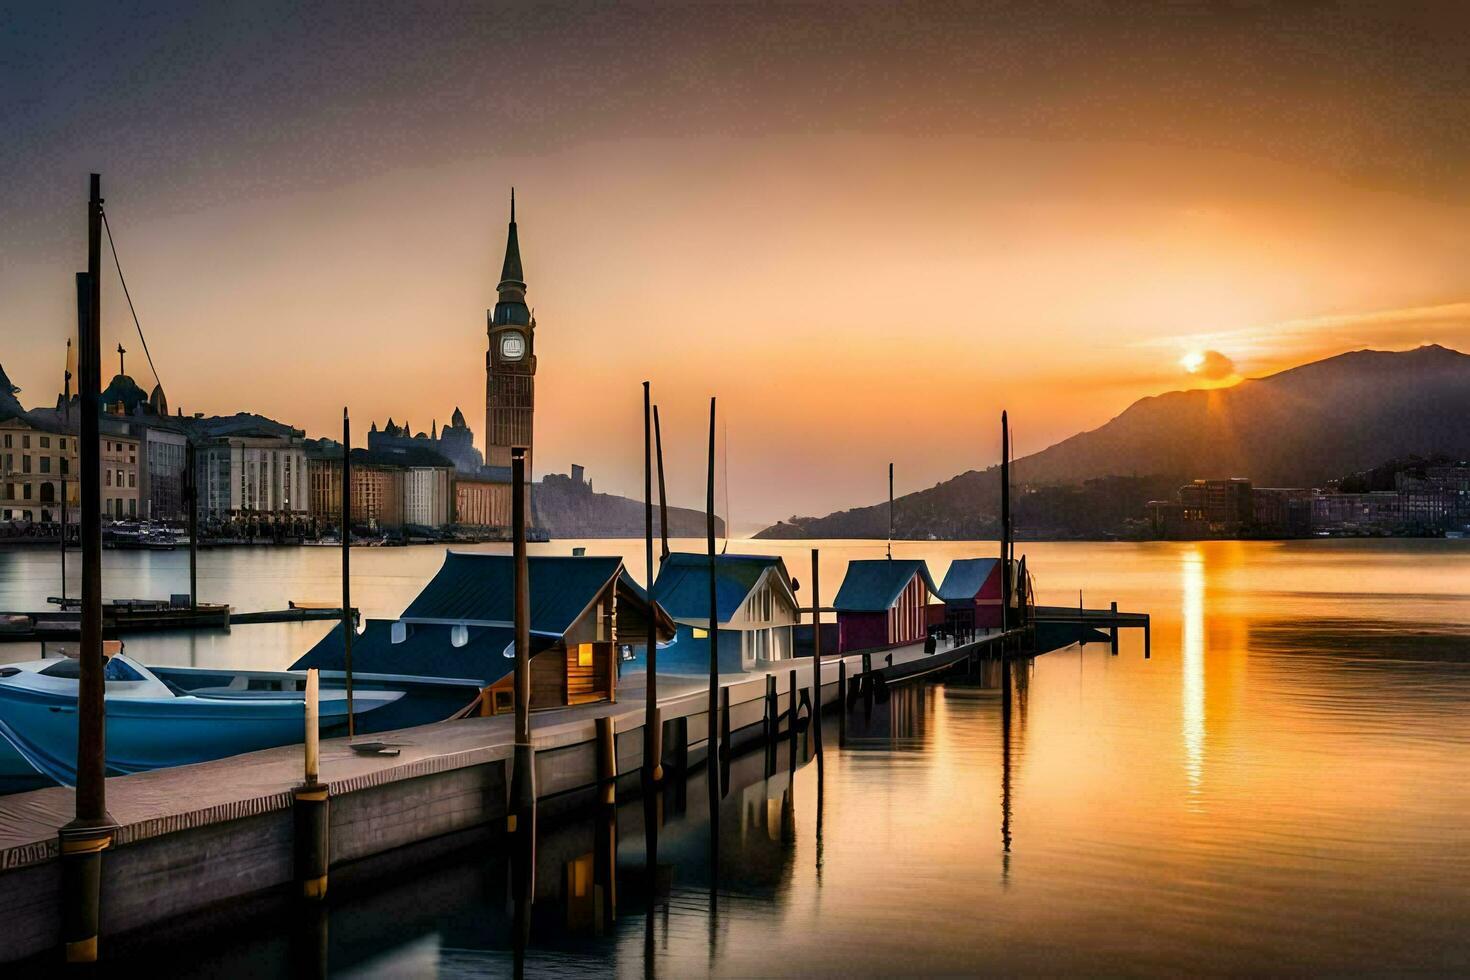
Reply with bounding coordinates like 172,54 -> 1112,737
485,189 -> 536,479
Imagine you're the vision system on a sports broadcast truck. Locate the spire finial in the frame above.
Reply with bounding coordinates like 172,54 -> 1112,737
510,187 -> 515,224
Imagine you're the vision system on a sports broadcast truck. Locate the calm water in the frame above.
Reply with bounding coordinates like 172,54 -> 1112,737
7,539 -> 1470,974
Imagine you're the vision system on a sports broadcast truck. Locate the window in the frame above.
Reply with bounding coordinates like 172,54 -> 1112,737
22,484 -> 32,500
60,458 -> 68,475
116,469 -> 123,488
105,469 -> 112,486
128,472 -> 135,488
2,434 -> 9,448
578,643 -> 594,667
692,627 -> 708,639
39,437 -> 49,449
129,498 -> 136,517
21,435 -> 30,449
22,456 -> 31,474
39,457 -> 50,474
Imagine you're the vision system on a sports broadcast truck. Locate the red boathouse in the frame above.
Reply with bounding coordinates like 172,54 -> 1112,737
832,558 -> 938,653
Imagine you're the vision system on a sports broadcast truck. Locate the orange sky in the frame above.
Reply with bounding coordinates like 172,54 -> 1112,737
4,5 -> 1469,528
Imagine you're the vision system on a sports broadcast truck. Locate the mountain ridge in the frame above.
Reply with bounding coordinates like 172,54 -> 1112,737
756,344 -> 1470,539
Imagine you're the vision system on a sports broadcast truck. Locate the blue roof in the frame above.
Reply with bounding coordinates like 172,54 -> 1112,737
832,559 -> 936,612
937,557 -> 1000,602
400,552 -> 625,634
290,619 -> 556,685
652,552 -> 789,624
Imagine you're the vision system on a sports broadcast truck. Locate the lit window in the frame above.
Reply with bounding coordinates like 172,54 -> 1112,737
692,627 -> 708,639
578,643 -> 593,667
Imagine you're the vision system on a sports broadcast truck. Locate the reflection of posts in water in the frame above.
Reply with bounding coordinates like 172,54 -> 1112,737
510,823 -> 533,980
593,798 -> 618,934
642,789 -> 661,980
837,660 -> 848,747
764,673 -> 778,777
1000,655 -> 1013,887
1110,601 -> 1119,655
290,896 -> 330,980
810,548 -> 824,767
815,747 -> 825,880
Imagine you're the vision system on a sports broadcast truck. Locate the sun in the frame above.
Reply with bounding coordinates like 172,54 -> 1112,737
1180,350 -> 1206,373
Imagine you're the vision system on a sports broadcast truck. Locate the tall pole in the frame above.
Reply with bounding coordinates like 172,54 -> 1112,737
654,404 -> 670,561
706,397 -> 719,788
811,547 -> 823,763
341,409 -> 353,735
60,173 -> 114,966
185,440 -> 198,611
510,447 -> 536,846
1000,411 -> 1011,635
60,340 -> 71,602
643,383 -> 661,781
887,462 -> 894,560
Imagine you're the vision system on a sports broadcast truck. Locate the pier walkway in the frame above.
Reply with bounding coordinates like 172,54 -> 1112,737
0,630 -> 1003,962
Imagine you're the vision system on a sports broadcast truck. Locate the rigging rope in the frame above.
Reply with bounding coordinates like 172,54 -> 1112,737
100,208 -> 163,393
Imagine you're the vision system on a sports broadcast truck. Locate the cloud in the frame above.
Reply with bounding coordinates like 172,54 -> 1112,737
1189,349 -> 1236,380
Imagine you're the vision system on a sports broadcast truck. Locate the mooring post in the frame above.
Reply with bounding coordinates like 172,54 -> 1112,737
185,439 -> 198,611
641,382 -> 661,782
509,448 -> 536,853
59,174 -> 115,966
705,397 -> 720,797
1144,621 -> 1152,660
719,685 -> 731,759
810,548 -> 823,761
1110,600 -> 1119,655
341,409 -> 354,735
837,659 -> 848,746
764,673 -> 778,742
294,669 -> 329,900
653,404 -> 670,562
787,668 -> 799,737
597,715 -> 617,806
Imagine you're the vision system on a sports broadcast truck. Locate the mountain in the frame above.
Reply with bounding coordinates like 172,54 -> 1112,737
756,345 -> 1470,539
533,471 -> 723,539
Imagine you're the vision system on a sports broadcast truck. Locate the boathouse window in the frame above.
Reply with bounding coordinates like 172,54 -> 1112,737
451,625 -> 469,647
390,621 -> 407,644
578,643 -> 594,667
692,627 -> 708,639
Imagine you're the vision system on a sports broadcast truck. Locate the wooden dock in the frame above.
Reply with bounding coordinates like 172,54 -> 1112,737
0,631 -> 1009,963
0,604 -> 354,643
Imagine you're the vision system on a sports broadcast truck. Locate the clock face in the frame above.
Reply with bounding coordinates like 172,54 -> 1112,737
499,332 -> 526,361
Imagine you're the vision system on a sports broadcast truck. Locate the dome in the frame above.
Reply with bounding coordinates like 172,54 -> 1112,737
100,374 -> 148,415
148,383 -> 169,416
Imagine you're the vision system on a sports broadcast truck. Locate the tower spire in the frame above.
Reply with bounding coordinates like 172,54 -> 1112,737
499,189 -> 524,291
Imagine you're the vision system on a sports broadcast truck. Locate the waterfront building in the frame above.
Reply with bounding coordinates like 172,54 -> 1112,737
1251,487 -> 1313,535
833,558 -> 937,653
934,557 -> 1002,635
404,465 -> 452,528
193,430 -> 308,526
295,553 -> 672,711
1311,491 -> 1403,532
1179,478 -> 1253,530
485,192 -> 536,483
650,553 -> 800,673
0,412 -> 75,524
453,468 -> 517,529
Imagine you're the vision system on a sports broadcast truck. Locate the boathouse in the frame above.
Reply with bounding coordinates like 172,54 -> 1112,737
293,552 -> 673,713
832,558 -> 937,653
648,553 -> 800,674
935,557 -> 1003,636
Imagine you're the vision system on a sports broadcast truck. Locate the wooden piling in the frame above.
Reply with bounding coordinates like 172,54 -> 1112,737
185,439 -> 198,611
294,669 -> 329,900
810,548 -> 823,760
1000,411 -> 1011,637
509,448 -> 536,845
341,409 -> 354,735
837,659 -> 848,746
642,383 -> 661,782
705,397 -> 720,797
1110,600 -> 1119,655
59,174 -> 114,965
597,715 -> 617,806
787,669 -> 798,735
764,673 -> 778,742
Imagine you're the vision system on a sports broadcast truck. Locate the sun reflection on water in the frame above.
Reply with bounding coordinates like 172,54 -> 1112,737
1181,548 -> 1206,798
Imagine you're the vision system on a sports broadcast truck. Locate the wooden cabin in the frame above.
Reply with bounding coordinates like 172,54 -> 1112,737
650,553 -> 800,674
298,552 -> 673,713
935,557 -> 1003,637
832,558 -> 937,653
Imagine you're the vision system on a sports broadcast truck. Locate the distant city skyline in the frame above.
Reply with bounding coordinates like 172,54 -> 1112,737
4,3 -> 1469,525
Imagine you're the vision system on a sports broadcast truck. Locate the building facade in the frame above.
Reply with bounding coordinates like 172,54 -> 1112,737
0,414 -> 75,524
454,472 -> 516,528
195,436 -> 308,523
485,192 -> 536,480
403,466 -> 452,527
